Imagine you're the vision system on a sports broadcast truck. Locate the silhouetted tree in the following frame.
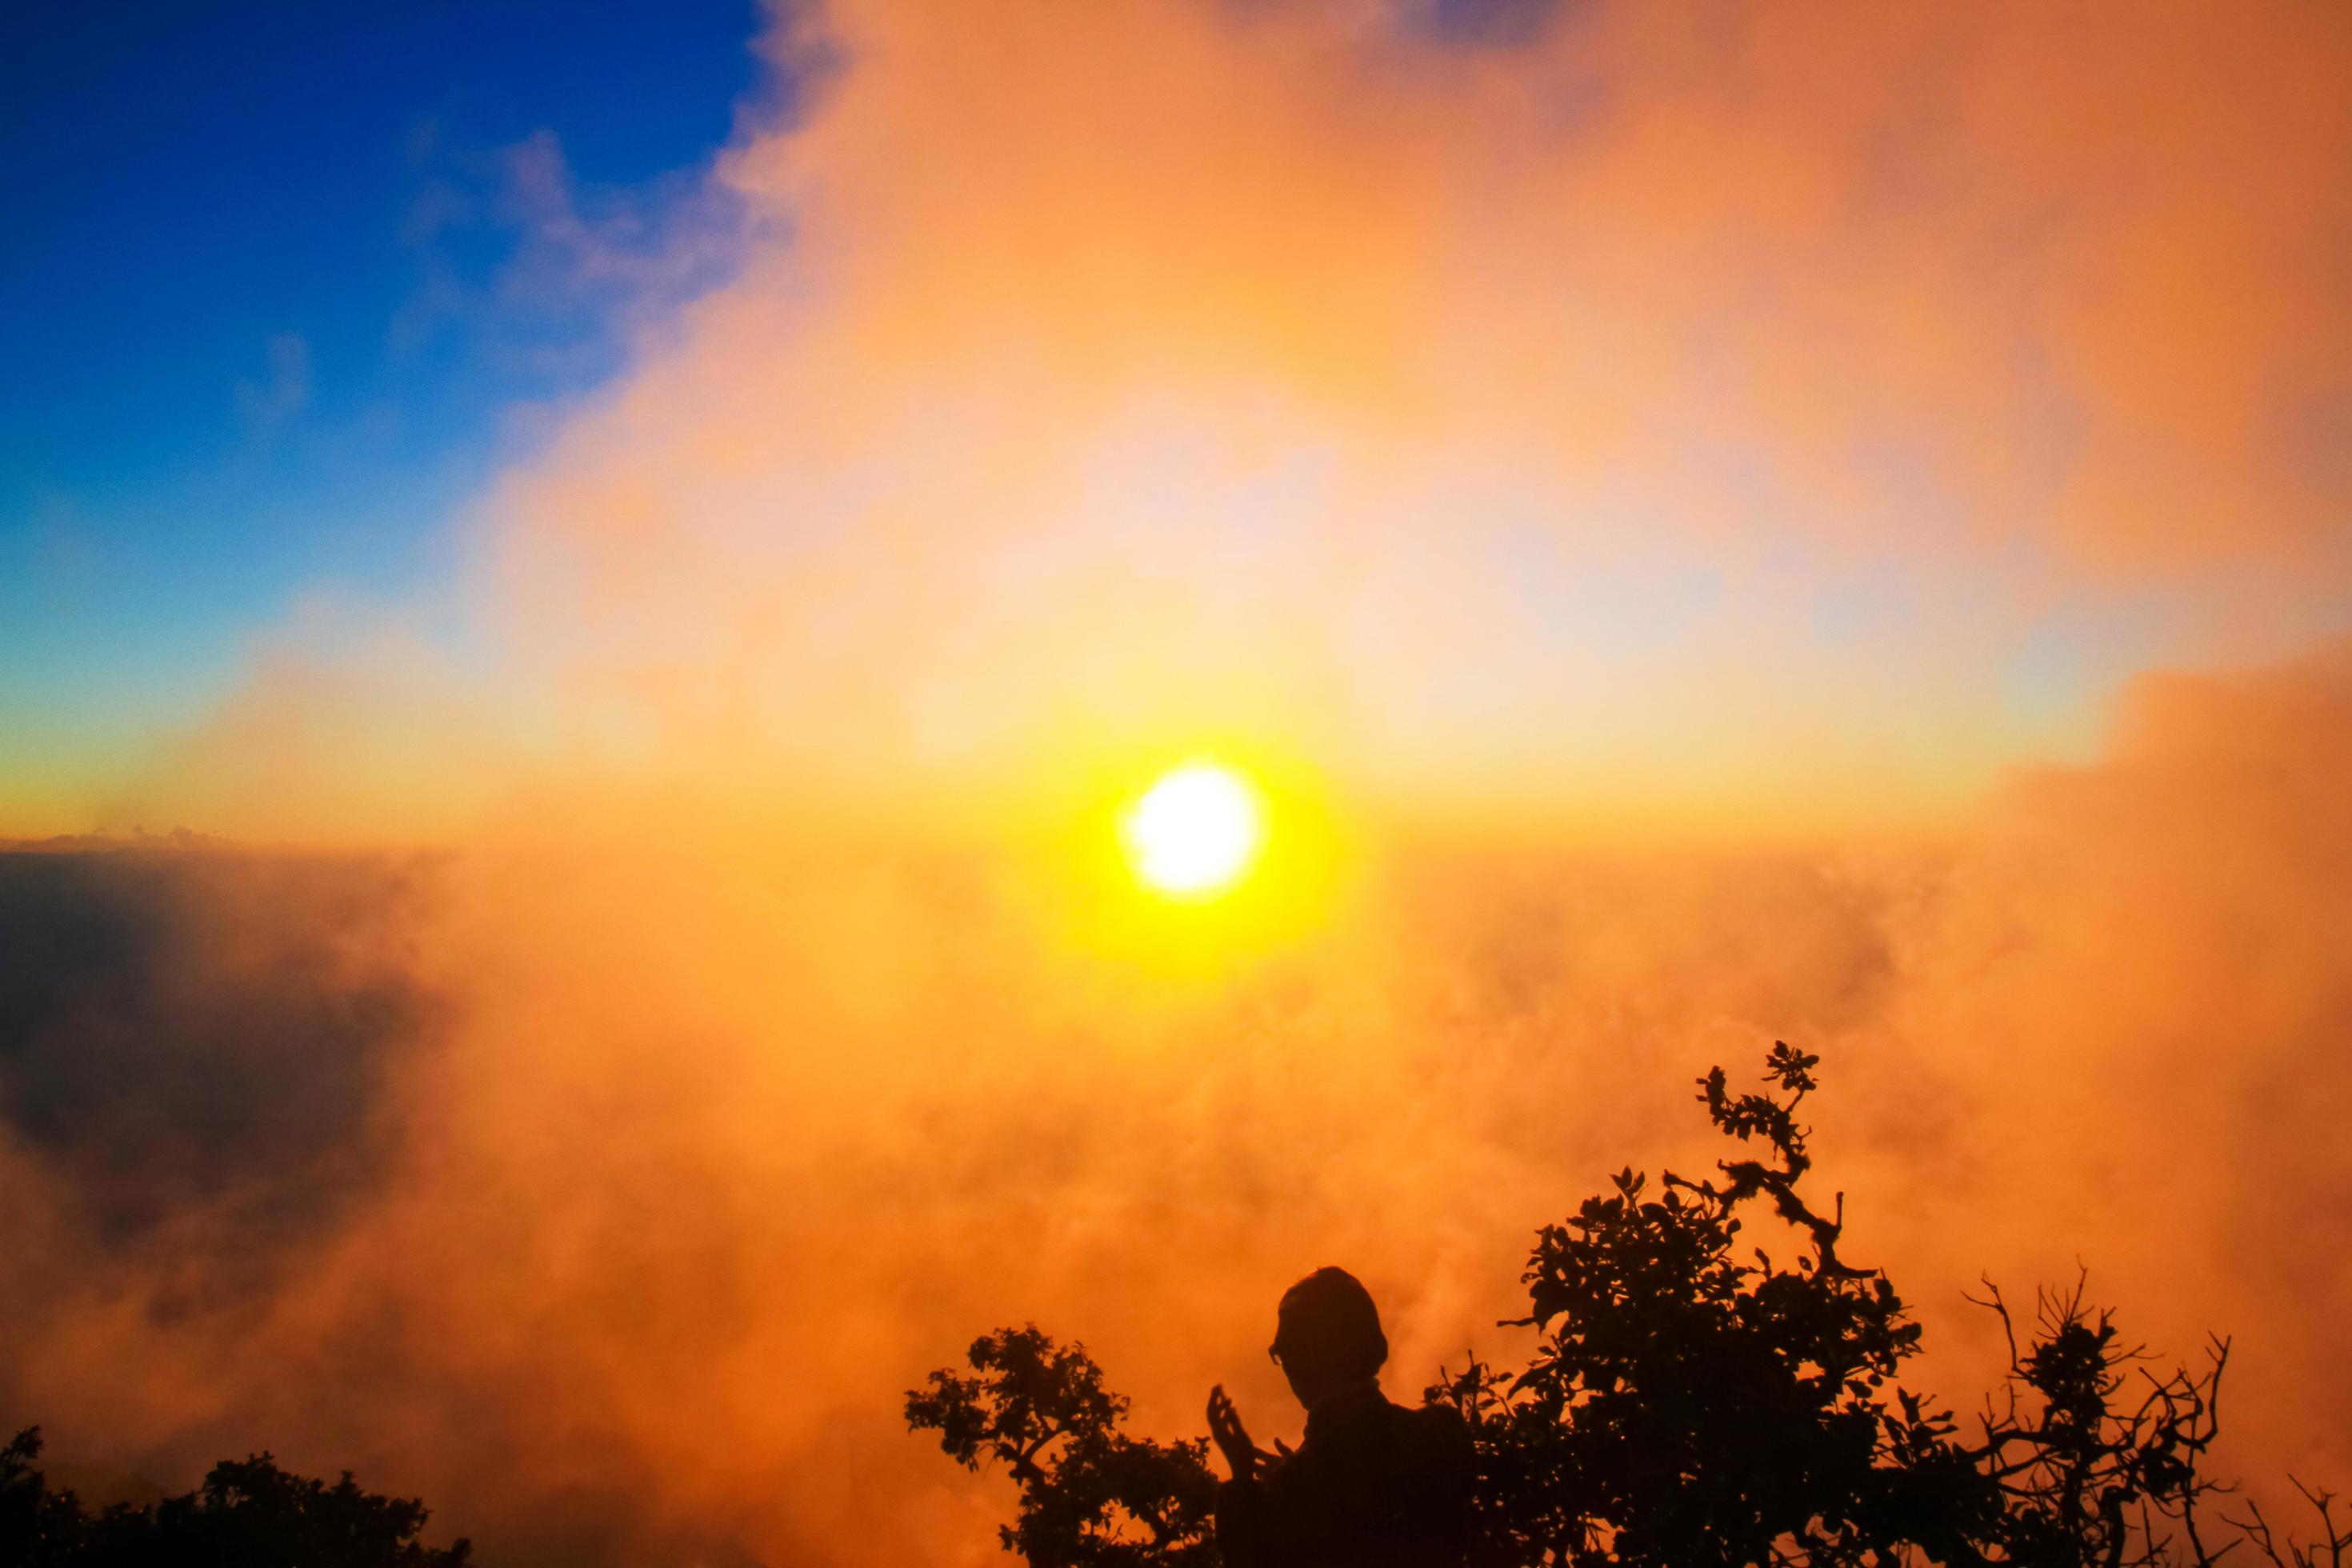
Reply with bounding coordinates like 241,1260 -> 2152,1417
913,1044 -> 2341,1568
1430,1041 -> 2244,1568
908,1326 -> 1221,1566
0,1430 -> 90,1566
0,1426 -> 470,1567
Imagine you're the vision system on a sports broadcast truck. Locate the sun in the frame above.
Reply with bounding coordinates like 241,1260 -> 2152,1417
1121,762 -> 1266,898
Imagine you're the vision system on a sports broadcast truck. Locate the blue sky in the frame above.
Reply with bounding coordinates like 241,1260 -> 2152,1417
2,0 -> 768,772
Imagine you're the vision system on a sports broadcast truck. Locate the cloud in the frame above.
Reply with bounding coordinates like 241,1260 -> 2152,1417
402,0 -> 2346,837
389,121 -> 754,385
60,0 -> 2342,843
7,646 -> 2352,1563
0,848 -> 427,1242
12,3 -> 2352,1562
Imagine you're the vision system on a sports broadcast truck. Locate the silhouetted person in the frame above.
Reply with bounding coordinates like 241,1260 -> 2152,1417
1207,1266 -> 1474,1568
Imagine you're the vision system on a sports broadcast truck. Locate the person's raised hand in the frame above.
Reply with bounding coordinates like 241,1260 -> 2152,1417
1206,1385 -> 1258,1482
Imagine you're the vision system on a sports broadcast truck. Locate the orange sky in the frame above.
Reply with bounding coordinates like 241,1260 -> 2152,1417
4,3 -> 2351,1563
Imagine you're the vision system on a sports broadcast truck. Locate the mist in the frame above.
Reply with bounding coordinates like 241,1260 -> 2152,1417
6,649 -> 2350,1562
7,2 -> 2352,1563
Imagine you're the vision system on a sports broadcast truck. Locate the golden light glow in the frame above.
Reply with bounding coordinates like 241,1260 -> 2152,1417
1121,762 -> 1266,898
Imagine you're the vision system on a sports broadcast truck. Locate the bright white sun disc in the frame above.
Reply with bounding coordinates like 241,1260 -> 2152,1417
1122,763 -> 1264,897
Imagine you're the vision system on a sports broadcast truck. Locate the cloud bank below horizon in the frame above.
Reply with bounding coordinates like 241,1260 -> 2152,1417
7,648 -> 2352,1565
5,4 -> 2352,1564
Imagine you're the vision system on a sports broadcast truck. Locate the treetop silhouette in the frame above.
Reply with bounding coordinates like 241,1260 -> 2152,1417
910,1043 -> 2347,1568
0,1426 -> 470,1567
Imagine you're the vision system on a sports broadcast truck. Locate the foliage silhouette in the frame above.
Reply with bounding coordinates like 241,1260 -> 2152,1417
907,1326 -> 1222,1566
0,1426 -> 470,1567
910,1044 -> 2346,1568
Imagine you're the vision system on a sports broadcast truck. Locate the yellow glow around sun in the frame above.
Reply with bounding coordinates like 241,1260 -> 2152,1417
1122,762 -> 1266,898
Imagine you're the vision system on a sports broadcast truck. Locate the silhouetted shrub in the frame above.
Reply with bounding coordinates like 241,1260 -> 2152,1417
0,1426 -> 470,1567
908,1326 -> 1221,1566
911,1045 -> 2348,1568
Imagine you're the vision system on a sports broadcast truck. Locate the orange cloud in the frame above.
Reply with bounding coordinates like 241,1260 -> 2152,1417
12,5 -> 2352,1562
308,0 -> 2334,846
8,646 -> 2352,1562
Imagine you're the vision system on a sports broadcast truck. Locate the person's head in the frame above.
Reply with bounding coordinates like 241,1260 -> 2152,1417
1269,1266 -> 1388,1409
